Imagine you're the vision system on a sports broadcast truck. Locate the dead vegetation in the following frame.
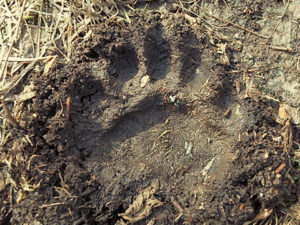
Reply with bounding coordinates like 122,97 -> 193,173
0,0 -> 137,191
0,0 -> 299,224
0,0 -> 139,222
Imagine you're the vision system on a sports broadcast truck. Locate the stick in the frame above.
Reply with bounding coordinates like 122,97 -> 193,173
40,202 -> 65,208
270,46 -> 296,53
0,56 -> 55,62
176,4 -> 270,39
269,0 -> 290,39
170,196 -> 184,214
275,163 -> 286,174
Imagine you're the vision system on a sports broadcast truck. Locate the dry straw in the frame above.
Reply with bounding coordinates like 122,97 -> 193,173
0,0 -> 136,208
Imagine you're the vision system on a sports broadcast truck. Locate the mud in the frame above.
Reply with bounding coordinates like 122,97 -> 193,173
1,2 -> 300,225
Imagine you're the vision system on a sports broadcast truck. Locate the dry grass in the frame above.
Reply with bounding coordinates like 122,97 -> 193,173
0,0 -> 138,100
0,1 -> 137,140
0,0 -> 137,214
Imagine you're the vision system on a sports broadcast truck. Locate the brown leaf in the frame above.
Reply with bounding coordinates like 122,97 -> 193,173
118,181 -> 163,224
43,56 -> 57,76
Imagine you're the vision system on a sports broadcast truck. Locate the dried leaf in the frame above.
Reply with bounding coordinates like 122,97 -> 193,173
184,14 -> 196,24
277,105 -> 293,152
202,157 -> 215,176
251,208 -> 273,222
186,142 -> 193,155
243,208 -> 273,225
281,116 -> 292,153
243,75 -> 260,99
216,43 -> 230,65
43,56 -> 57,76
118,181 -> 163,224
17,82 -> 36,102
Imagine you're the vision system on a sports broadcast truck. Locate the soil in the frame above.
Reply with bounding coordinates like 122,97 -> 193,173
1,1 -> 300,225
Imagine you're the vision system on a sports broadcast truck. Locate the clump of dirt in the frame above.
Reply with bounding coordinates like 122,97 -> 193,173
2,7 -> 299,225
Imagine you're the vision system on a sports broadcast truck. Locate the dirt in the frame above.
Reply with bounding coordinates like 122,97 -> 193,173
1,1 -> 300,225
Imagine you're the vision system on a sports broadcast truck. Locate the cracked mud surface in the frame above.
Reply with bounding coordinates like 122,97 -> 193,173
1,4 -> 299,225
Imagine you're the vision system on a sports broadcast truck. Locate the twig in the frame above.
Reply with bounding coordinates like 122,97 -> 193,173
36,1 -> 43,58
66,97 -> 71,121
171,196 -> 184,222
27,155 -> 39,170
261,94 -> 280,102
269,0 -> 290,39
40,202 -> 65,208
200,7 -> 270,39
176,4 -> 270,39
270,45 -> 296,53
275,163 -> 286,174
223,108 -> 231,118
170,196 -> 184,214
1,56 -> 55,62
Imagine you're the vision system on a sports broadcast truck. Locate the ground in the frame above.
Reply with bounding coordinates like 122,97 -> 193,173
0,1 -> 300,225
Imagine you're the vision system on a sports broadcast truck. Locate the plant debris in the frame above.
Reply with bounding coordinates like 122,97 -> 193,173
118,181 -> 163,224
